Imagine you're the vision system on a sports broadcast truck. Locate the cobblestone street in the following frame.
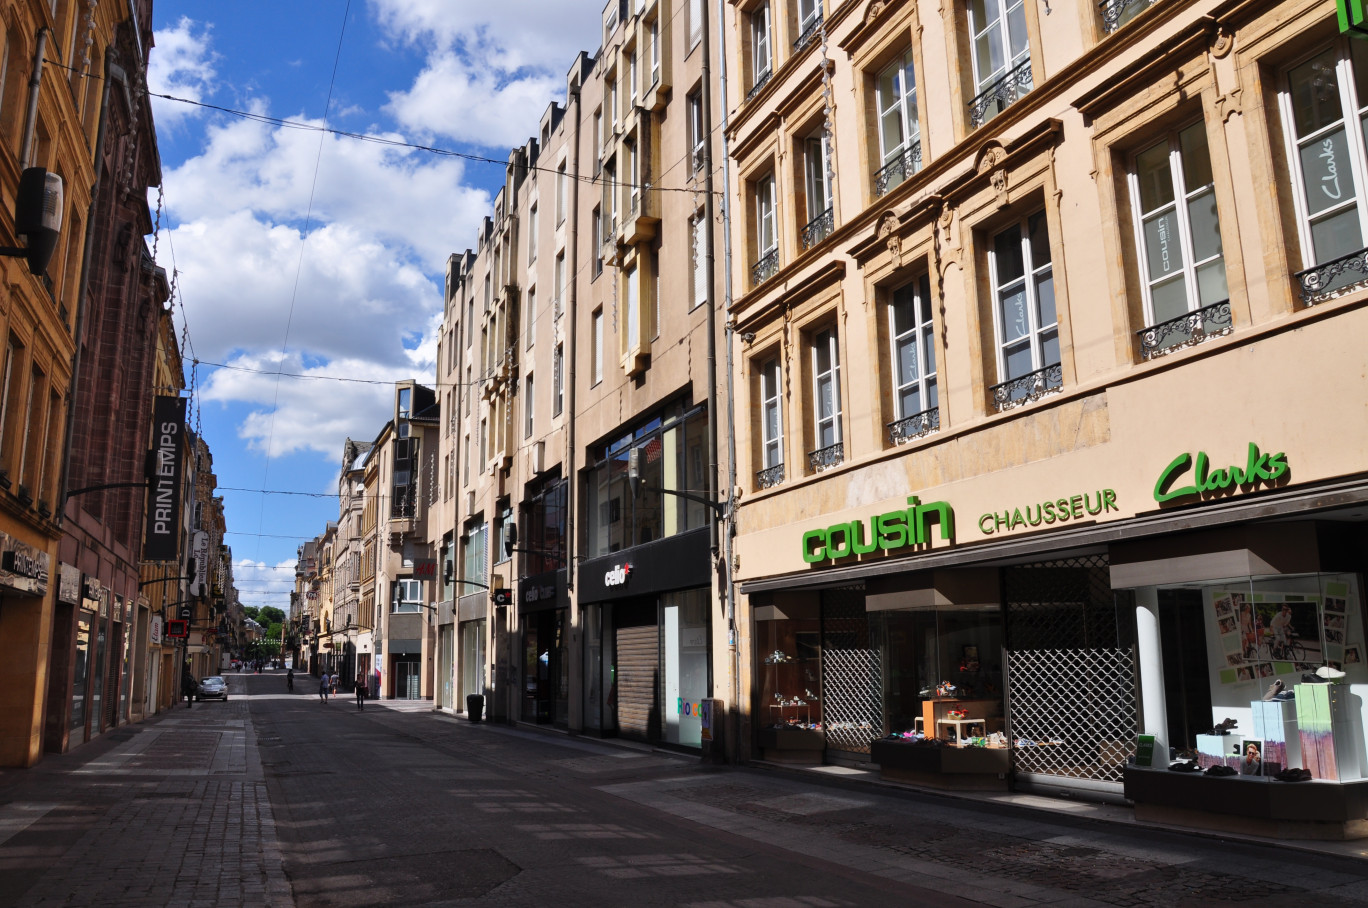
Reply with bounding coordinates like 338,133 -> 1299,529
3,672 -> 1368,907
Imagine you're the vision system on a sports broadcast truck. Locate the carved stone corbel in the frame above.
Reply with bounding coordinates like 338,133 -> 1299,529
876,210 -> 903,268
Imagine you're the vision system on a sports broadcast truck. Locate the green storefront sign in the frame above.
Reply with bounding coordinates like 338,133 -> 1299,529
1153,442 -> 1288,504
1340,0 -> 1368,38
801,496 -> 954,564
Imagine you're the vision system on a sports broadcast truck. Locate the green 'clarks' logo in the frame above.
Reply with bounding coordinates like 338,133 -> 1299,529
1153,443 -> 1288,505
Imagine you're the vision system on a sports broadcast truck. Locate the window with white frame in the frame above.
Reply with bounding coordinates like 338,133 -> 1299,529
756,174 -> 777,258
812,327 -> 842,452
626,261 -> 640,352
688,91 -> 706,173
760,357 -> 783,470
751,4 -> 772,89
592,309 -> 604,384
554,252 -> 566,307
524,373 -> 534,438
803,132 -> 832,244
1281,41 -> 1368,299
889,273 -> 938,432
526,286 -> 536,349
528,204 -> 538,262
629,51 -> 638,107
691,213 -> 708,308
1129,121 -> 1227,327
462,523 -> 487,592
556,163 -> 567,223
967,0 -> 1031,127
553,343 -> 564,416
392,578 -> 422,613
690,0 -> 703,46
990,212 -> 1060,405
592,208 -> 603,277
874,51 -> 921,194
650,19 -> 660,86
798,0 -> 822,35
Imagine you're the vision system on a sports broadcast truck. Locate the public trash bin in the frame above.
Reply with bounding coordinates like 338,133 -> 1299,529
466,693 -> 485,722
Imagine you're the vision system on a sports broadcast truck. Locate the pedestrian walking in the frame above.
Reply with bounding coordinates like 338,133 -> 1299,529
355,670 -> 367,710
181,669 -> 197,709
287,668 -> 294,693
319,671 -> 330,704
331,672 -> 340,696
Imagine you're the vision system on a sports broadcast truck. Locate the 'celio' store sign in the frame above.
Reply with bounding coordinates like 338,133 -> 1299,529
796,441 -> 1292,566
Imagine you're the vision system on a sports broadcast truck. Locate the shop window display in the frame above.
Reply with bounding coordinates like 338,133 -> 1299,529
754,600 -> 824,762
1130,572 -> 1367,789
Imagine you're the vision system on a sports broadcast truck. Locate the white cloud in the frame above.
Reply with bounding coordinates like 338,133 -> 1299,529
234,558 -> 297,612
371,0 -> 604,148
147,17 -> 217,127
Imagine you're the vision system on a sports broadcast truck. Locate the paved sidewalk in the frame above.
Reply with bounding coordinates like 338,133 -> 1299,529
0,674 -> 290,908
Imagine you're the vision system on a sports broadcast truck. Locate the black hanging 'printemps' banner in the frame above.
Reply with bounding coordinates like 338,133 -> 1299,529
144,396 -> 186,562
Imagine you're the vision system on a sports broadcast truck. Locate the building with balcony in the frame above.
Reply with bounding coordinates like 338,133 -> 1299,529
724,0 -> 1368,834
433,0 -> 731,745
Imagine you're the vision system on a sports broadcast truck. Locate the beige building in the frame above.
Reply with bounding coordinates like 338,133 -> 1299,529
434,0 -> 732,743
725,0 -> 1368,834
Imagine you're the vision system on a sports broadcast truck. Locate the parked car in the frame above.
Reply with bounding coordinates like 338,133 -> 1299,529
197,676 -> 228,701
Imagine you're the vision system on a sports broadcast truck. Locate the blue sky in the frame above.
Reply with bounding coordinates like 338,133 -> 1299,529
147,1 -> 604,611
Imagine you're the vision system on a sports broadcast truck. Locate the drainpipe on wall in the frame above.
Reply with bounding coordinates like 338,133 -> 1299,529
565,81 -> 582,594
57,48 -> 120,526
19,27 -> 49,170
715,0 -> 740,765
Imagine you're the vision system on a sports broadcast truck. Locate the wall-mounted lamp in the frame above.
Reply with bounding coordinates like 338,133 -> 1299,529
0,168 -> 63,276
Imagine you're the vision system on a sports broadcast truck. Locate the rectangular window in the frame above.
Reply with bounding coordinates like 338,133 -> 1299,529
629,52 -> 638,106
592,208 -> 603,277
528,204 -> 538,262
760,357 -> 783,470
462,523 -> 487,593
990,212 -> 1060,407
1281,41 -> 1368,295
554,252 -> 566,308
495,507 -> 514,564
594,110 -> 603,171
688,92 -> 706,173
522,479 -> 567,576
650,19 -> 661,85
757,174 -> 777,256
392,578 -> 422,613
0,340 -> 14,471
812,328 -> 842,451
691,213 -> 708,307
690,0 -> 703,46
592,309 -> 604,384
752,4 -> 772,88
967,0 -> 1031,127
890,273 -> 938,428
874,51 -> 920,195
799,0 -> 822,32
556,163 -> 567,224
553,343 -> 564,416
526,286 -> 536,349
626,261 -> 640,353
1129,121 -> 1227,328
803,134 -> 832,246
524,373 -> 534,438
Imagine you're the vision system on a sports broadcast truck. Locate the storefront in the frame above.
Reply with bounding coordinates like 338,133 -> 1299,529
518,570 -> 567,725
579,527 -> 713,747
457,589 -> 487,713
740,430 -> 1368,822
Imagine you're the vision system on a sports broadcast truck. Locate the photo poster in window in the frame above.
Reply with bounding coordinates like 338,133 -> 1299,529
1213,590 -> 1321,685
960,645 -> 980,672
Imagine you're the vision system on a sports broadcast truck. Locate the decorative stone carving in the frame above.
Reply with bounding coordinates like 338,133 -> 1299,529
877,210 -> 903,267
975,142 -> 1007,175
1210,23 -> 1235,59
990,168 -> 1008,208
866,0 -> 886,25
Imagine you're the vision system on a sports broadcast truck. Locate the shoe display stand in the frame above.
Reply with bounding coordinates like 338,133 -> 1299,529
869,696 -> 1009,791
758,653 -> 824,764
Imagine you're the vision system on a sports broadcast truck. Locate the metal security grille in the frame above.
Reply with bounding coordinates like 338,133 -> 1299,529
821,586 -> 882,755
1003,555 -> 1137,785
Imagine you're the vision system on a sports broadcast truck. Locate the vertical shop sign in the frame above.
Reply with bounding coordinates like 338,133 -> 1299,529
145,396 -> 187,561
189,531 -> 209,597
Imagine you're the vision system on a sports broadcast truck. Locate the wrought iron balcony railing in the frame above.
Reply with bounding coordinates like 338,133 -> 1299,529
794,16 -> 823,52
801,207 -> 834,251
873,142 -> 922,198
1136,299 -> 1232,360
990,362 -> 1062,412
1099,0 -> 1160,33
969,60 -> 1034,129
746,69 -> 772,104
887,406 -> 940,445
756,463 -> 785,490
808,441 -> 844,472
1294,246 -> 1368,304
751,248 -> 779,287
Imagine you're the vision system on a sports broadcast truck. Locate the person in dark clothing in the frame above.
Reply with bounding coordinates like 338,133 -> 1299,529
181,669 -> 197,708
287,668 -> 294,693
355,671 -> 367,710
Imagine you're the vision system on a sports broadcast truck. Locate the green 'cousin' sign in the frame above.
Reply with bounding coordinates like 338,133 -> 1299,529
1339,0 -> 1368,37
